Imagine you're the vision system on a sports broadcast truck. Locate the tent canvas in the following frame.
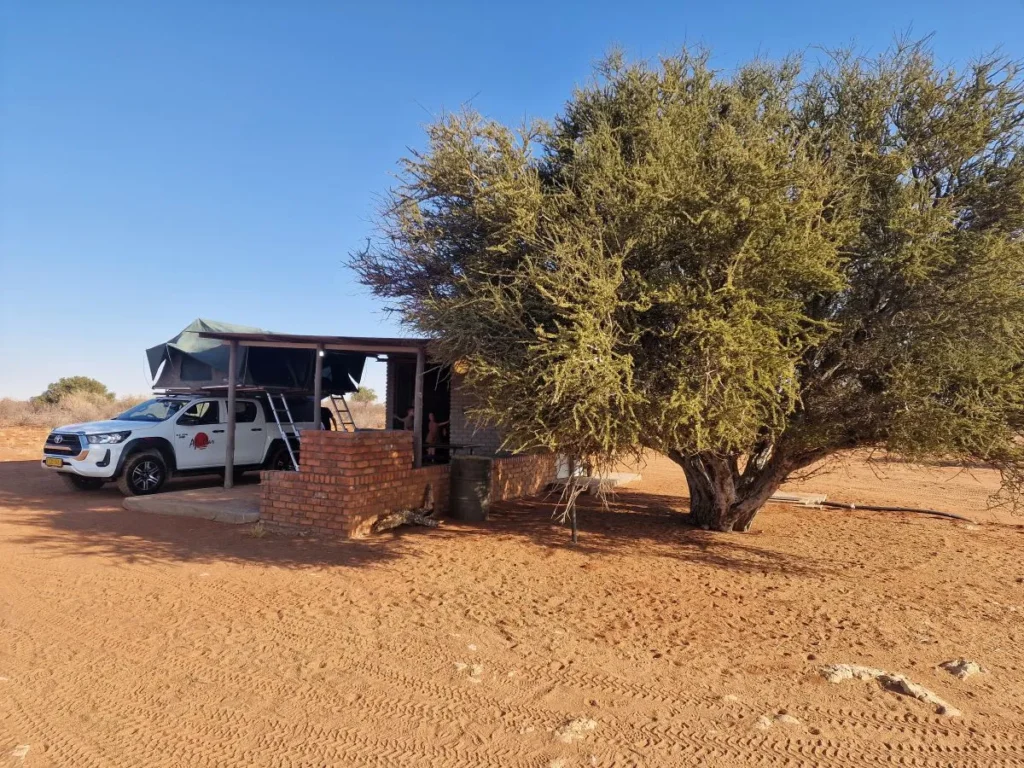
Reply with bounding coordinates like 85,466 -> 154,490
148,319 -> 365,394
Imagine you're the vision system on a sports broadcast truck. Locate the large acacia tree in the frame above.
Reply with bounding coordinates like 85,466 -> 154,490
353,43 -> 1024,531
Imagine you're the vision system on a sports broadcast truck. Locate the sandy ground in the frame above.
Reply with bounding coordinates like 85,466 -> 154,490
2,428 -> 1023,767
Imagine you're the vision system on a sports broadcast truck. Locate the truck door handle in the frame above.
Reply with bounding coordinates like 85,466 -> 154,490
212,429 -> 225,433
250,428 -> 262,432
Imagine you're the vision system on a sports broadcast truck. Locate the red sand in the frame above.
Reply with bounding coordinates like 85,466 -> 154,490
2,428 -> 1023,766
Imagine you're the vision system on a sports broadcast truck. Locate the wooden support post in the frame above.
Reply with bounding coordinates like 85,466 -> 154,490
413,345 -> 425,468
313,343 -> 324,430
224,339 -> 238,489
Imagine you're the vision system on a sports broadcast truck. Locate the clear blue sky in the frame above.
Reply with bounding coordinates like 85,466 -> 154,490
2,1 -> 1023,399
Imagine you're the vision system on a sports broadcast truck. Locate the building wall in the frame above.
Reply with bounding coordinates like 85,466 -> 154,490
384,361 -> 504,455
260,430 -> 556,538
489,452 -> 557,501
448,372 -> 503,455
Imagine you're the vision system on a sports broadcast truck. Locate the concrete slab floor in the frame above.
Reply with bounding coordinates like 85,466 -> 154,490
123,484 -> 261,524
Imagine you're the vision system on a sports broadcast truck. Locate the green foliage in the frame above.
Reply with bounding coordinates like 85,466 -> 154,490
353,41 -> 1024,530
350,386 -> 377,404
35,376 -> 115,406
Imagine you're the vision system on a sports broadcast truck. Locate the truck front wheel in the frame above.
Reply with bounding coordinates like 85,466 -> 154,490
117,450 -> 168,496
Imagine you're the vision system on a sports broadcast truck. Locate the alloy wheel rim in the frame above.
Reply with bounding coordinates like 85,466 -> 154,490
132,460 -> 161,491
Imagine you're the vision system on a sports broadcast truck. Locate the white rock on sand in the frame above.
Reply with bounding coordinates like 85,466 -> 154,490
821,664 -> 962,717
555,717 -> 598,743
454,661 -> 483,683
755,713 -> 801,730
940,659 -> 986,679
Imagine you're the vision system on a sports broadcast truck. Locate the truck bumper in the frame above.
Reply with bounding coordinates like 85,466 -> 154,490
41,445 -> 123,480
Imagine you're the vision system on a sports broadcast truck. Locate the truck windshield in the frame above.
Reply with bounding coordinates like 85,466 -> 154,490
115,398 -> 188,422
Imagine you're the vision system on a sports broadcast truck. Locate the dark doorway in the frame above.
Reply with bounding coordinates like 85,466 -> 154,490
392,358 -> 452,459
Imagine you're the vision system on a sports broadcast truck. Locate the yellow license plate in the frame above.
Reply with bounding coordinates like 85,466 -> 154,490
44,457 -> 64,468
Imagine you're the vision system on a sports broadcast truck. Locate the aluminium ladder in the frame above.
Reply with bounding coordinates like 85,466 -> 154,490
326,394 -> 357,433
266,393 -> 300,470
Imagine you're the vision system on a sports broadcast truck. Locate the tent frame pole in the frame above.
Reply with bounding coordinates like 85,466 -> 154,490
224,339 -> 239,489
313,344 -> 324,429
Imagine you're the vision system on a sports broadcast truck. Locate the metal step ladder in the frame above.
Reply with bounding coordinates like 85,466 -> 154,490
266,393 -> 300,470
326,394 -> 357,433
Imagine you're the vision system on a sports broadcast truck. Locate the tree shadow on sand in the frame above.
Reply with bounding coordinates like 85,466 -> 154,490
1,461 -> 833,576
405,488 -> 839,577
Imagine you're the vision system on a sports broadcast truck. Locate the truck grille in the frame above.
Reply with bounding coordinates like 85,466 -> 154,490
44,433 -> 83,455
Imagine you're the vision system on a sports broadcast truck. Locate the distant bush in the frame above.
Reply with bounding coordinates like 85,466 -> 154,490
35,376 -> 114,405
0,392 -> 148,429
350,386 -> 378,404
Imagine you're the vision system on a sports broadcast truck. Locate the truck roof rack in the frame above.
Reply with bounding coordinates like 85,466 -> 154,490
153,386 -> 316,396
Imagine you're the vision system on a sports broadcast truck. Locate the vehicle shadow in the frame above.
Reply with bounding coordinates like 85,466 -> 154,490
0,460 -> 411,569
1,460 -> 831,576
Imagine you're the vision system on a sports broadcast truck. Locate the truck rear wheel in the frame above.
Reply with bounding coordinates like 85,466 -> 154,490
266,443 -> 298,471
321,407 -> 336,431
61,475 -> 105,491
117,450 -> 168,496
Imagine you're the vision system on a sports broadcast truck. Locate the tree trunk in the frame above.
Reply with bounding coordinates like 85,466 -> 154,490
668,448 -> 793,532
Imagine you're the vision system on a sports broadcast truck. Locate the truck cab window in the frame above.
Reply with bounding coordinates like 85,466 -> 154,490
178,401 -> 220,426
235,401 -> 258,423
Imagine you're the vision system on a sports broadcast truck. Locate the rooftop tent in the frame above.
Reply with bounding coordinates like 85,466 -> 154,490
147,319 -> 262,389
148,319 -> 365,394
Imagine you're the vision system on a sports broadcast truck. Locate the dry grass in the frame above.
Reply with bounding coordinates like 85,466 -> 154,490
0,393 -> 148,429
0,395 -> 386,432
349,402 -> 386,430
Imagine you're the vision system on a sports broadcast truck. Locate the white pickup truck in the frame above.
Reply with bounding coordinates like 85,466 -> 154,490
41,393 -> 318,495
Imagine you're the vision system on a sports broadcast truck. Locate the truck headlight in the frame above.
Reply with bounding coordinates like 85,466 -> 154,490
86,431 -> 131,444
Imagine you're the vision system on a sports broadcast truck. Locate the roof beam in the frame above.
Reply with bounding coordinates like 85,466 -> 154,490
231,339 -> 424,355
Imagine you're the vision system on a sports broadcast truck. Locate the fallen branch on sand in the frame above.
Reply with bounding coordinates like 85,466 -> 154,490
820,501 -> 975,524
371,484 -> 441,533
820,664 -> 961,717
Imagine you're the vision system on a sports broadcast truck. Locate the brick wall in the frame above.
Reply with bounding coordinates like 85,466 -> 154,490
260,430 -> 449,538
490,452 -> 558,502
259,430 -> 558,537
449,372 -> 504,455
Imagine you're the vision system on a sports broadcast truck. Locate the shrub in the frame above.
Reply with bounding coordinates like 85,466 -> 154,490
350,386 -> 378,404
34,376 -> 114,406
